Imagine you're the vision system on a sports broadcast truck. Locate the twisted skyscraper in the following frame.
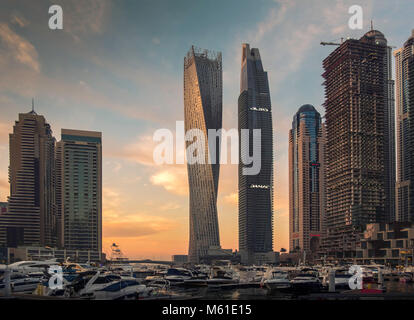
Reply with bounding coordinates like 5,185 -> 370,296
184,46 -> 222,263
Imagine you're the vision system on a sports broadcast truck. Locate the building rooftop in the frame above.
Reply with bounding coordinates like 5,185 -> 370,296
297,104 -> 316,113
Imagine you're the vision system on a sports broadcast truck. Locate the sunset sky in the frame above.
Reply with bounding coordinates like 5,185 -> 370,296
0,0 -> 413,260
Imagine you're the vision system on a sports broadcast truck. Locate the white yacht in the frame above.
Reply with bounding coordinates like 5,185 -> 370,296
206,266 -> 240,285
64,270 -> 152,300
324,268 -> 353,290
164,268 -> 193,284
0,259 -> 60,273
0,272 -> 42,294
290,268 -> 322,292
261,268 -> 291,291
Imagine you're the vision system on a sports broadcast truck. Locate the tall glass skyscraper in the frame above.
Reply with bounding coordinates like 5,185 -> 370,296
289,105 -> 326,260
57,129 -> 102,253
394,30 -> 414,222
238,44 -> 273,265
0,108 -> 56,247
184,46 -> 222,263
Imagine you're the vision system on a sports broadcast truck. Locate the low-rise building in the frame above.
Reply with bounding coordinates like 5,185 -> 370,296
199,246 -> 241,265
172,254 -> 188,265
355,222 -> 414,266
5,246 -> 103,264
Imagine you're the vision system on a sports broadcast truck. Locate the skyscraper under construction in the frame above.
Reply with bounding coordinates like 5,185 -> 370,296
322,29 -> 395,258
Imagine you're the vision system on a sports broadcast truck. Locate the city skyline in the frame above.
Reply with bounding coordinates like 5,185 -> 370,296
0,0 -> 414,260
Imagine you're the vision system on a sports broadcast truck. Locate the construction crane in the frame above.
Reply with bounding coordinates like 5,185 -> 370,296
320,41 -> 341,46
320,38 -> 344,46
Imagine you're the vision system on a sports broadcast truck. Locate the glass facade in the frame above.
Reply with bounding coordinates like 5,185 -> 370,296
238,44 -> 273,265
395,31 -> 414,222
184,46 -> 222,263
289,105 -> 325,254
58,129 -> 102,253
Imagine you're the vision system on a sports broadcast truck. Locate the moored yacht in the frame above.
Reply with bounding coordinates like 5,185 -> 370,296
261,268 -> 291,291
64,270 -> 152,300
0,259 -> 60,273
206,266 -> 240,285
324,268 -> 353,290
290,268 -> 322,293
0,272 -> 42,294
164,268 -> 193,284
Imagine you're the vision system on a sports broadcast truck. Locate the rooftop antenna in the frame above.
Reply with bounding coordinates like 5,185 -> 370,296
371,20 -> 374,31
31,98 -> 34,113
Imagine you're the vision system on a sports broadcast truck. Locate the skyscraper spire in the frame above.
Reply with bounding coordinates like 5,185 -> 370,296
29,98 -> 37,115
371,20 -> 374,31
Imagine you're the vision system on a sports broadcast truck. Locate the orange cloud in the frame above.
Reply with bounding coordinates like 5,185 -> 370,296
103,217 -> 175,238
102,187 -> 122,221
0,177 -> 8,202
10,13 -> 29,28
120,135 -> 157,166
102,215 -> 185,260
0,23 -> 39,72
0,123 -> 10,144
149,167 -> 188,196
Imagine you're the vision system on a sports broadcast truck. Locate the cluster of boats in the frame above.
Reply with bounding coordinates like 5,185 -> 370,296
0,260 -> 160,300
261,265 -> 414,293
0,260 -> 245,299
1,260 -> 414,299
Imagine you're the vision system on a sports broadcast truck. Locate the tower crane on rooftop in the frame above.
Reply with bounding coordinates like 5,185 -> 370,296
320,38 -> 344,46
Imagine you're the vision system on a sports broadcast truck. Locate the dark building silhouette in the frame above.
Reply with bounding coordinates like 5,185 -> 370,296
409,55 -> 414,222
238,44 -> 274,265
0,107 -> 56,247
395,30 -> 414,222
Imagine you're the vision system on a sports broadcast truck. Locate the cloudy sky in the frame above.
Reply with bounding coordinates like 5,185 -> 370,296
0,0 -> 413,259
